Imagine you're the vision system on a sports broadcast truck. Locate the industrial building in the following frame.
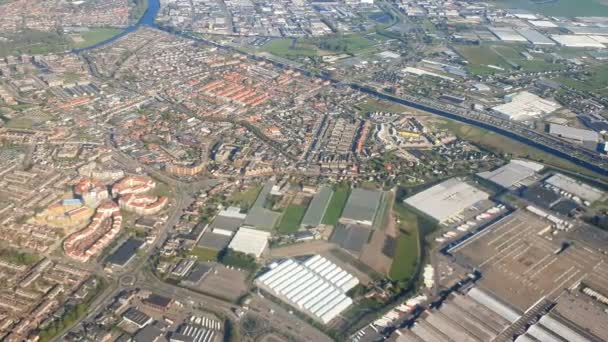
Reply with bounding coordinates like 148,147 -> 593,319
244,182 -> 281,230
548,123 -> 599,144
339,188 -> 383,227
492,91 -> 561,121
396,288 -> 521,342
516,28 -> 556,46
208,207 -> 246,236
519,315 -> 591,342
301,186 -> 333,228
551,35 -> 606,48
477,159 -> 544,189
488,27 -> 527,42
545,173 -> 604,203
255,255 -> 359,324
404,178 -> 489,223
227,227 -> 270,257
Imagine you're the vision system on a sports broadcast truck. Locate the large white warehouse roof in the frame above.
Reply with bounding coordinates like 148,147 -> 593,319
228,227 -> 270,258
255,255 -> 359,324
404,178 -> 489,223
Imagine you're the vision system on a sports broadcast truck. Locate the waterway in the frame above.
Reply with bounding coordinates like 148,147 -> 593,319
72,0 -> 160,53
69,0 -> 608,177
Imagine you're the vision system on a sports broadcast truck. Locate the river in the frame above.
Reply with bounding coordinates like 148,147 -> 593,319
72,0 -> 161,53
69,0 -> 607,177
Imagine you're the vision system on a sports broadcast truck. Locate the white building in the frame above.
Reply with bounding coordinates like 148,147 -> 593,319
228,227 -> 270,257
404,178 -> 489,223
255,255 -> 359,324
492,91 -> 561,121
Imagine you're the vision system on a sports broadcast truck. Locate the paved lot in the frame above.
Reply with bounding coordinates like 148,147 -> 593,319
196,264 -> 250,301
453,210 -> 608,311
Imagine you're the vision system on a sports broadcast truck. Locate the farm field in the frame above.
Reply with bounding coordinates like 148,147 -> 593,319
321,184 -> 350,226
277,204 -> 308,233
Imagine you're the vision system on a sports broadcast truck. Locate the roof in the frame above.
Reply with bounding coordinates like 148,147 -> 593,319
492,91 -> 560,120
122,307 -> 152,327
182,263 -> 212,285
488,27 -> 527,42
522,184 -> 562,208
143,294 -> 172,309
228,227 -> 270,257
197,231 -> 232,251
340,188 -> 383,225
134,325 -> 163,342
477,160 -> 543,188
516,29 -> 555,45
545,173 -> 604,203
210,215 -> 244,232
107,238 -> 143,267
404,179 -> 489,222
255,255 -> 359,324
549,124 -> 599,142
330,224 -> 371,254
301,186 -> 333,227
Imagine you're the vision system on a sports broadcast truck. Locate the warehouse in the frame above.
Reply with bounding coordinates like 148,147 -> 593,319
492,91 -> 561,121
340,188 -> 383,227
404,178 -> 489,223
477,159 -> 544,189
488,27 -> 527,42
516,29 -> 556,46
209,207 -> 247,237
255,255 -> 359,324
301,186 -> 333,228
228,227 -> 270,258
551,35 -> 606,48
397,288 -> 521,341
548,124 -> 599,144
545,173 -> 604,203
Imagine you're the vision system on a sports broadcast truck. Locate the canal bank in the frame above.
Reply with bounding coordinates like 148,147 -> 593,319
72,0 -> 160,53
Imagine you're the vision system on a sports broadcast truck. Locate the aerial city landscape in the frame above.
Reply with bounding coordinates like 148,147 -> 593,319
2,0 -> 608,341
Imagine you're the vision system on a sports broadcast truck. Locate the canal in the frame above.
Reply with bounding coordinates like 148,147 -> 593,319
72,0 -> 160,53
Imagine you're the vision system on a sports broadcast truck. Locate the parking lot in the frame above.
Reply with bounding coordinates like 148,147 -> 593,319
453,211 -> 608,311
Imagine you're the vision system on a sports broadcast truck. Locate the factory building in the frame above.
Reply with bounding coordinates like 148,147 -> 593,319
492,91 -> 561,121
255,255 -> 359,324
548,124 -> 599,144
477,159 -> 544,189
404,178 -> 489,224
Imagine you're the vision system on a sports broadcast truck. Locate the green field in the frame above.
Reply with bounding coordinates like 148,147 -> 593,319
494,0 -> 608,17
0,247 -> 40,265
388,203 -> 423,282
455,44 -> 566,75
229,185 -> 262,210
277,204 -> 308,233
559,64 -> 608,97
189,247 -> 219,261
0,30 -> 71,57
261,39 -> 320,58
72,28 -> 122,49
260,34 -> 376,59
322,184 -> 350,226
436,119 -> 608,182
